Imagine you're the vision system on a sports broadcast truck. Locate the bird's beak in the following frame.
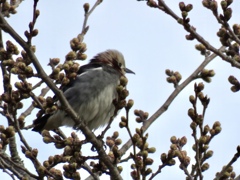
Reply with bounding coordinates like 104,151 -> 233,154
124,68 -> 135,74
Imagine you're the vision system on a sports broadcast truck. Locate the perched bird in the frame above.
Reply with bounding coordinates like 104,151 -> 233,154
32,50 -> 134,133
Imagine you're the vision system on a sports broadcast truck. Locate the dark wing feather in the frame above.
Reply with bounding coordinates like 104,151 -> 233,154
32,114 -> 51,133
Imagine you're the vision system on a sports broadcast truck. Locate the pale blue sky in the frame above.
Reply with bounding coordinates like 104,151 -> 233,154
1,0 -> 240,179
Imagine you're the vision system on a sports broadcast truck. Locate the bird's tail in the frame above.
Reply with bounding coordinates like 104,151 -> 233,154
32,114 -> 51,133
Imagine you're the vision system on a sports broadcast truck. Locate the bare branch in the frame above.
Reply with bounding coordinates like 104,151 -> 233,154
120,46 -> 225,155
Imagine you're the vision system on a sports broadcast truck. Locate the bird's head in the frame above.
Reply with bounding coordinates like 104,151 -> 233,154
90,49 -> 135,75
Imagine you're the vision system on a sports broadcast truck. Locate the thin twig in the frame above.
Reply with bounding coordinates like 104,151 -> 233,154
156,0 -> 240,68
0,152 -> 38,179
82,0 -> 103,33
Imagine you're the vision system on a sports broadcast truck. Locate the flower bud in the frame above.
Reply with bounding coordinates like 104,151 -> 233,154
205,150 -> 213,159
77,53 -> 87,60
115,138 -> 122,145
221,1 -> 227,10
83,3 -> 90,13
145,158 -> 153,165
148,147 -> 156,153
179,136 -> 187,146
167,159 -> 176,166
224,8 -> 232,21
185,4 -> 193,12
66,51 -> 77,61
170,136 -> 178,144
119,121 -> 126,128
179,2 -> 185,11
32,29 -> 38,36
201,163 -> 209,171
210,1 -> 218,12
126,99 -> 134,109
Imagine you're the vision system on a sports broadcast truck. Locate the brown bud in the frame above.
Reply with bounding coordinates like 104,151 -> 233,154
233,24 -> 240,35
205,150 -> 213,159
170,144 -> 177,150
64,146 -> 73,156
126,99 -> 134,109
119,121 -> 126,128
77,53 -> 87,60
224,8 -> 232,21
202,0 -> 210,8
181,11 -> 188,18
167,159 -> 176,166
145,158 -> 153,165
79,43 -> 87,52
83,3 -> 90,13
199,136 -> 207,144
165,69 -> 172,76
221,1 -> 227,10
120,76 -> 128,86
210,1 -> 218,12
185,4 -> 193,12
231,86 -> 239,92
188,108 -> 195,119
115,138 -> 122,145
32,148 -> 38,158
43,137 -> 53,144
5,126 -> 15,137
132,134 -> 140,143
147,0 -> 157,8
112,131 -> 119,139
214,126 -> 222,135
50,58 -> 60,66
32,29 -> 38,36
66,51 -> 77,61
203,125 -> 210,135
170,136 -> 177,144
37,166 -> 46,176
179,136 -> 187,146
213,121 -> 221,129
201,163 -> 209,171
179,2 -> 185,11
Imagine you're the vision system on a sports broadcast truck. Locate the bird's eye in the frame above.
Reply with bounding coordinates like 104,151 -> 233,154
118,62 -> 122,67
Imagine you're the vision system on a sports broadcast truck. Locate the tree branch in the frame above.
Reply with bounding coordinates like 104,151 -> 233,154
0,9 -> 122,180
120,46 -> 225,155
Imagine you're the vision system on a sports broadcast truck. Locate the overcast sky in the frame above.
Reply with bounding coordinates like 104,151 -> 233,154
1,0 -> 240,179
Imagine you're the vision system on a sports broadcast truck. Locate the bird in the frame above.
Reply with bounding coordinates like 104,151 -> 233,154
32,49 -> 134,133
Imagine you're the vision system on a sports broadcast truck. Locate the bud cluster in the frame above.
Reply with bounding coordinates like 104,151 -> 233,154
187,83 -> 223,175
130,128 -> 156,179
170,136 -> 190,168
114,76 -> 130,111
41,131 -> 84,179
1,42 -> 34,78
0,126 -> 15,148
34,96 -> 58,115
69,37 -> 87,61
104,131 -> 123,168
202,0 -> 218,13
228,75 -> 240,92
165,69 -> 182,87
0,1 -> 18,17
217,27 -> 231,46
134,109 -> 149,123
178,2 -> 193,25
195,44 -> 208,55
199,69 -> 215,83
215,165 -> 236,179
226,43 -> 240,62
